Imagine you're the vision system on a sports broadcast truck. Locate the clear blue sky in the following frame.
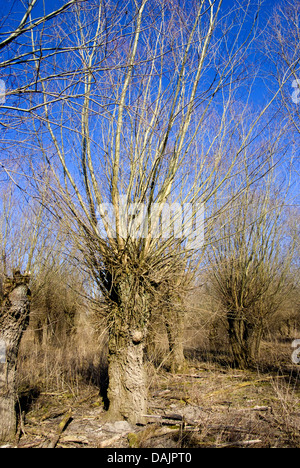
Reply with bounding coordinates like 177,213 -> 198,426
0,0 -> 298,204
0,0 -> 284,28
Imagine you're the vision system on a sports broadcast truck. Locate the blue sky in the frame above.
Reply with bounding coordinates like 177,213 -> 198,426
0,0 -> 283,27
0,0 -> 298,273
0,0 -> 298,201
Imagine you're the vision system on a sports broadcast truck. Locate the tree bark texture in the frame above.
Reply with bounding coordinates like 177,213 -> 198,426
228,314 -> 263,369
0,273 -> 31,442
107,329 -> 147,425
106,276 -> 150,425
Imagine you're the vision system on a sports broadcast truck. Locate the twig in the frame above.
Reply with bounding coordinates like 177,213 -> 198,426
41,408 -> 70,422
17,440 -> 45,449
174,374 -> 204,379
218,440 -> 262,448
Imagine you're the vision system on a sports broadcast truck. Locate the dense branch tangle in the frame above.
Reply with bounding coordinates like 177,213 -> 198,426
207,169 -> 295,369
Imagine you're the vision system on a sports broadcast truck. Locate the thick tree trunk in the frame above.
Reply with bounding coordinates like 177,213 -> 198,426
107,327 -> 147,425
106,277 -> 149,425
228,315 -> 262,369
0,274 -> 31,442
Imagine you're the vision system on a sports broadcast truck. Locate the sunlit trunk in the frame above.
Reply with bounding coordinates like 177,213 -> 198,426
228,314 -> 263,369
106,277 -> 149,424
0,277 -> 31,442
107,327 -> 148,424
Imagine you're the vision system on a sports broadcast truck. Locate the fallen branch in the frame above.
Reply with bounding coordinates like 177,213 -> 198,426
143,413 -> 199,427
251,406 -> 271,412
75,392 -> 100,405
98,435 -> 123,448
47,409 -> 73,449
218,440 -> 262,448
207,376 -> 290,399
40,408 -> 70,422
60,435 -> 89,445
17,440 -> 45,449
128,425 -> 179,448
163,413 -> 184,421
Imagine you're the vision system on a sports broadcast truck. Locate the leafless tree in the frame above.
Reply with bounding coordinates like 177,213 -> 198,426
263,1 -> 300,173
2,0 -> 294,424
0,270 -> 30,442
0,181 -> 51,442
206,165 -> 295,369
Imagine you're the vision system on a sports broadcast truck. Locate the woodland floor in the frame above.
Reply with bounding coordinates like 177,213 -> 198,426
3,344 -> 300,449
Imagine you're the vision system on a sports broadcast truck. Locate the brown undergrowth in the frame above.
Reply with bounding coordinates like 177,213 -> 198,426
6,333 -> 300,449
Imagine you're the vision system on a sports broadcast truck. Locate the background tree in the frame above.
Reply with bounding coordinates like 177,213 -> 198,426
24,0 -> 291,423
0,181 -> 48,442
1,0 -> 295,424
147,265 -> 192,373
206,168 -> 295,369
30,245 -> 83,348
0,270 -> 31,442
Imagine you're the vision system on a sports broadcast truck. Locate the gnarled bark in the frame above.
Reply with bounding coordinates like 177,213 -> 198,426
228,315 -> 263,369
0,273 -> 31,442
106,276 -> 150,425
107,327 -> 148,425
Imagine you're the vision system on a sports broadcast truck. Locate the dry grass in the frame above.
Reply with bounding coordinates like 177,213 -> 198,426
11,315 -> 300,449
146,359 -> 300,448
17,324 -> 109,403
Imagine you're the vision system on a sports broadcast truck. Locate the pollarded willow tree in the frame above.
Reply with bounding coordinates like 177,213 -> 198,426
0,1 -> 87,441
0,270 -> 31,442
207,166 -> 295,369
0,181 -> 55,442
14,0 -> 292,423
